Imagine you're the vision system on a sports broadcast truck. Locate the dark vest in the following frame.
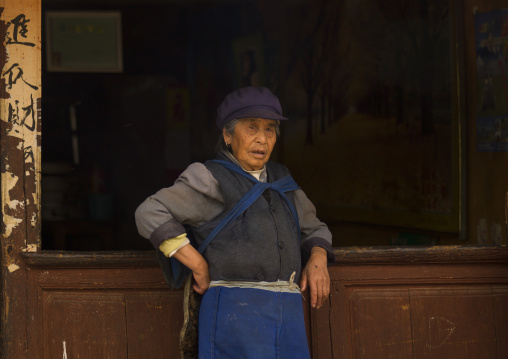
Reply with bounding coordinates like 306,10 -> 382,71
188,154 -> 301,283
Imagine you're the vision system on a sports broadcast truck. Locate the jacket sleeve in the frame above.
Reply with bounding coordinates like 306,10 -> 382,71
295,189 -> 335,264
135,162 -> 224,249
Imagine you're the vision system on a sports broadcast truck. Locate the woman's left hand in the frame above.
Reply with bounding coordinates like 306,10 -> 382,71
300,247 -> 330,309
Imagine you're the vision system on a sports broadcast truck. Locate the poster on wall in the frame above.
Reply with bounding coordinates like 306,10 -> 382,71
475,8 -> 508,152
46,11 -> 123,73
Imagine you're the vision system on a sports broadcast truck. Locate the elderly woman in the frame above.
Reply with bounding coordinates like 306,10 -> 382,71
135,86 -> 334,358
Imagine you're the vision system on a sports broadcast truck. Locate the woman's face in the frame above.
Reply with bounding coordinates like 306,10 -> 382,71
223,118 -> 277,171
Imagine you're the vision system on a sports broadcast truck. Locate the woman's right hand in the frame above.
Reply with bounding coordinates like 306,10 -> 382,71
172,243 -> 210,294
192,262 -> 210,294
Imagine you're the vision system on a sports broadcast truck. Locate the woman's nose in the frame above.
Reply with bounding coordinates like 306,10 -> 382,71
255,132 -> 267,143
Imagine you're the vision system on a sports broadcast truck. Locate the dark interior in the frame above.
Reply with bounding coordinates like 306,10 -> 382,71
40,0 -> 462,250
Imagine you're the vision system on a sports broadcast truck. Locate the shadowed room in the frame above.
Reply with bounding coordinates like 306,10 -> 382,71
39,0 -> 504,251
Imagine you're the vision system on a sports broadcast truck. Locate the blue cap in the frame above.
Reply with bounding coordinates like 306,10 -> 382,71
216,86 -> 288,129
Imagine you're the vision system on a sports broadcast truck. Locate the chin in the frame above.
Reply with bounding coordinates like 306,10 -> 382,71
242,155 -> 269,171
248,162 -> 265,171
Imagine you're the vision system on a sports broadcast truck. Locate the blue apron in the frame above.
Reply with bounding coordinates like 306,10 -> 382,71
198,286 -> 311,359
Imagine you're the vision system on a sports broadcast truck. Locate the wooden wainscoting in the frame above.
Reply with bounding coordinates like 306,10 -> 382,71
310,246 -> 508,359
23,251 -> 183,359
23,246 -> 508,358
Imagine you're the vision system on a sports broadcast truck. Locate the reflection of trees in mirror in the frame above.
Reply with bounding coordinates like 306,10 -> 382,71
283,0 -> 451,145
284,0 -> 344,145
280,0 -> 456,233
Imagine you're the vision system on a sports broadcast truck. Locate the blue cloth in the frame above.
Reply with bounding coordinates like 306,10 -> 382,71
208,159 -> 301,243
198,287 -> 311,359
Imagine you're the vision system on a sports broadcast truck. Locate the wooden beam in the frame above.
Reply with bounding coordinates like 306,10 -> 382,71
0,0 -> 41,357
333,245 -> 508,264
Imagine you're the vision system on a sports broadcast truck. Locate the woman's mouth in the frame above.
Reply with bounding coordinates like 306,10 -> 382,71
251,149 -> 266,158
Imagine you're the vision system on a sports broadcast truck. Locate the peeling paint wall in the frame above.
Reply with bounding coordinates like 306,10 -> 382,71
0,2 -> 41,247
0,0 -> 41,357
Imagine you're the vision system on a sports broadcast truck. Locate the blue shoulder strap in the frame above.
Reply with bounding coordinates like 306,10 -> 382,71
196,159 -> 301,254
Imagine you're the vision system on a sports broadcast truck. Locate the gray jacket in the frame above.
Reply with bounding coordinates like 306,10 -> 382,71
135,156 -> 334,274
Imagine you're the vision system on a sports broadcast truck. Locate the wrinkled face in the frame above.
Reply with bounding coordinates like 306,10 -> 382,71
223,118 -> 277,171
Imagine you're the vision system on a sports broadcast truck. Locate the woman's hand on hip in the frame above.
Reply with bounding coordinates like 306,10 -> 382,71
300,247 -> 330,309
192,262 -> 210,295
172,243 -> 210,294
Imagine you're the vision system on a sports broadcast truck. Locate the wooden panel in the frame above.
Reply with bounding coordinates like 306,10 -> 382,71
330,280 -> 349,359
492,286 -> 508,358
309,280 -> 346,359
125,292 -> 183,359
309,289 -> 332,359
349,288 -> 413,359
410,286 -> 498,359
22,248 -> 508,359
329,262 -> 508,284
34,267 -> 168,290
22,250 -> 159,268
302,290 -> 313,356
324,251 -> 508,359
42,292 -> 128,358
333,246 -> 508,264
24,255 -> 184,359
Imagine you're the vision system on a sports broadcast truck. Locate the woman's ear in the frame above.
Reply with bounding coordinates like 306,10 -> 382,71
223,127 -> 231,146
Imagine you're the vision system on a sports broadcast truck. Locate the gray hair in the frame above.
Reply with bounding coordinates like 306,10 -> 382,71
216,119 -> 281,153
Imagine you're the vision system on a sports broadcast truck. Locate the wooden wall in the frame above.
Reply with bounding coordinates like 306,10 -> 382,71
23,252 -> 182,358
314,246 -> 508,358
22,246 -> 508,358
